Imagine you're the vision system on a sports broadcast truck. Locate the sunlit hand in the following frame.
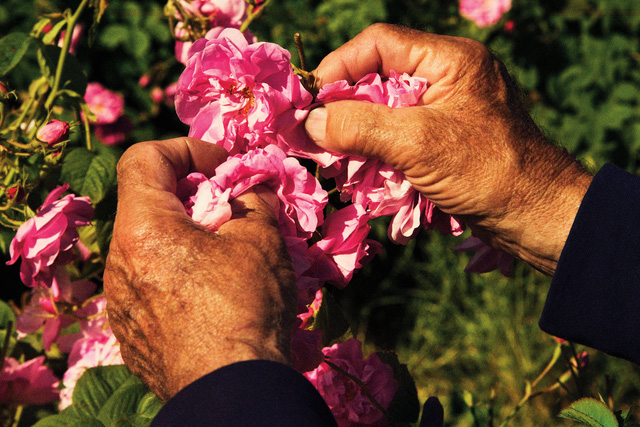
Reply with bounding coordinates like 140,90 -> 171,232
103,138 -> 297,401
305,24 -> 593,275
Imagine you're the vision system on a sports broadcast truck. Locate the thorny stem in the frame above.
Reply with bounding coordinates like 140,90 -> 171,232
44,0 -> 91,111
239,0 -> 273,33
294,33 -> 307,72
323,359 -> 394,425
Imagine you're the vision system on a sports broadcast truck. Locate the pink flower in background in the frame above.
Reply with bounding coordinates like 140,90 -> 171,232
172,0 -> 249,64
0,356 -> 59,406
84,83 -> 124,125
59,297 -> 123,410
93,116 -> 133,145
16,270 -> 97,351
304,338 -> 397,426
6,184 -> 93,288
175,28 -> 313,155
58,23 -> 84,55
454,235 -> 513,276
84,83 -> 131,145
459,0 -> 512,27
36,119 -> 70,146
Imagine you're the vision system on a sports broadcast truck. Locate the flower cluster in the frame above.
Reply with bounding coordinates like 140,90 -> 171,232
171,27 -> 477,424
6,186 -> 123,409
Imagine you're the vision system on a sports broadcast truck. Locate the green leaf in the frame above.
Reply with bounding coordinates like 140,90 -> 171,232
41,19 -> 68,45
0,227 -> 15,255
97,375 -> 152,425
559,398 -> 620,427
34,413 -> 104,427
99,25 -> 130,50
376,352 -> 420,423
69,365 -> 133,420
60,144 -> 118,204
0,300 -> 15,330
0,32 -> 32,75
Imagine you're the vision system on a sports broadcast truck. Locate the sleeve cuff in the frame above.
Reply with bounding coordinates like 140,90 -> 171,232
151,360 -> 336,426
540,163 -> 640,364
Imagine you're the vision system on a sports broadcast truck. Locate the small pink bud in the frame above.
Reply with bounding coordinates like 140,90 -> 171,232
138,75 -> 151,88
574,351 -> 589,369
37,120 -> 70,145
7,186 -> 25,202
553,336 -> 567,344
151,87 -> 164,104
0,81 -> 8,96
504,20 -> 515,33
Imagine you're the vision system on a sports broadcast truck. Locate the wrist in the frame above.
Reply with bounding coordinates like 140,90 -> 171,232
489,143 -> 593,275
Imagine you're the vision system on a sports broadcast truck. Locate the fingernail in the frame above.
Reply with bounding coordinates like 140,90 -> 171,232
305,107 -> 327,145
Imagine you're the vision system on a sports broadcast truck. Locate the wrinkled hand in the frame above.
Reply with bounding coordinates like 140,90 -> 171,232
305,24 -> 593,275
103,138 -> 297,401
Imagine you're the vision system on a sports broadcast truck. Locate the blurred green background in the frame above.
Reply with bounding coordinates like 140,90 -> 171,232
2,0 -> 640,425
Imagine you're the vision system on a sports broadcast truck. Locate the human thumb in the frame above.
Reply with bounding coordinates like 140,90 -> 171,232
305,100 -> 427,169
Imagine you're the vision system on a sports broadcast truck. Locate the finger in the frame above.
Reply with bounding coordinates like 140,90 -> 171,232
313,23 -> 464,88
305,100 -> 436,171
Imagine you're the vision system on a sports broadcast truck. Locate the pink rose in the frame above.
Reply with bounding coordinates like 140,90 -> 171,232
36,119 -> 70,146
454,235 -> 513,276
290,325 -> 324,373
304,338 -> 398,426
175,28 -> 313,155
308,204 -> 382,288
6,184 -> 93,288
58,23 -> 84,55
178,145 -> 327,239
84,82 -> 125,125
59,297 -> 123,410
0,356 -> 59,406
16,270 -> 97,351
459,0 -> 512,27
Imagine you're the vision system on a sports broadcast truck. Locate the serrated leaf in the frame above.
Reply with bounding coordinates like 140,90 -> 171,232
559,398 -> 619,427
97,375 -> 156,425
33,413 -> 103,427
0,32 -> 33,75
376,352 -> 420,423
68,365 -> 132,420
60,145 -> 118,204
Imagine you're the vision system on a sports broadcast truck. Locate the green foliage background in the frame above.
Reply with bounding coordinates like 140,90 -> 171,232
2,0 -> 640,425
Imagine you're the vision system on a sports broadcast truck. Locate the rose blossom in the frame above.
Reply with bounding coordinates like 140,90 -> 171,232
172,0 -> 249,64
175,28 -> 313,156
16,270 -> 97,351
58,297 -> 124,410
307,204 -> 382,288
178,145 -> 327,239
36,119 -> 70,146
84,82 -> 124,125
304,338 -> 398,426
0,356 -> 59,406
6,184 -> 93,288
459,0 -> 512,27
311,72 -> 464,243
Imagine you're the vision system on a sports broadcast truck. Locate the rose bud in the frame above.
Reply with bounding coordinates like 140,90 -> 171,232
7,186 -> 25,202
37,119 -> 70,146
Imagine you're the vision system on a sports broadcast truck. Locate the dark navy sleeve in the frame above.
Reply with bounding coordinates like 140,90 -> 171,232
151,360 -> 337,426
540,163 -> 640,365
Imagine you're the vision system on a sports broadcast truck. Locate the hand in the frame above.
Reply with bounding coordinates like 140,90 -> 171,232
305,23 -> 593,275
103,138 -> 297,401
